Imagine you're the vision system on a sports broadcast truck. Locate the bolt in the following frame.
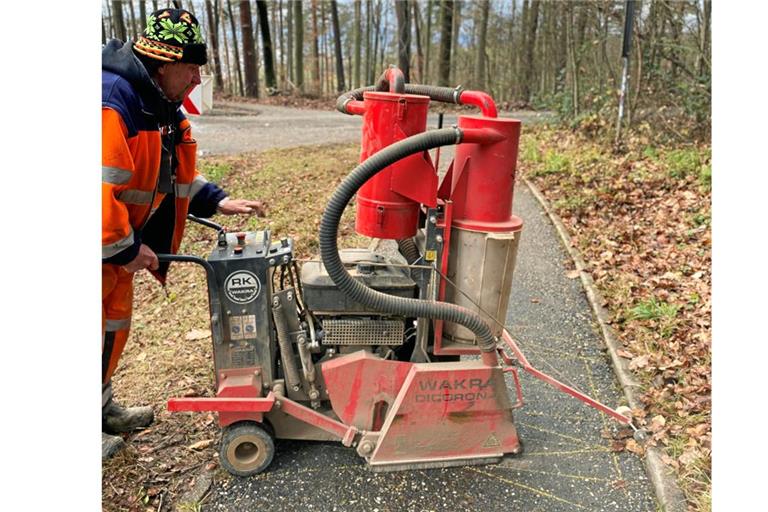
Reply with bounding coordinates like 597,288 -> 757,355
287,292 -> 293,301
283,255 -> 290,263
293,385 -> 300,392
272,297 -> 280,307
269,258 -> 276,265
436,235 -> 443,243
429,216 -> 437,224
254,369 -> 261,376
309,389 -> 320,400
275,401 -> 282,408
360,441 -> 374,455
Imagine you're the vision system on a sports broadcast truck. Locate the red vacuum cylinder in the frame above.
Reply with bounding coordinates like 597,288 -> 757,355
355,91 -> 436,239
443,115 -> 524,347
450,115 -> 522,232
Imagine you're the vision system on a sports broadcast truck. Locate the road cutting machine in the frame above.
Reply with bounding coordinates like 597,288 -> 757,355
162,68 -> 632,476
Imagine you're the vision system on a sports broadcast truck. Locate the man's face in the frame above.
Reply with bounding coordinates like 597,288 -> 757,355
156,62 -> 201,101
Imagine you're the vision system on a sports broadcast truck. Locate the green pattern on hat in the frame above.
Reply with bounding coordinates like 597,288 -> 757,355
134,8 -> 207,65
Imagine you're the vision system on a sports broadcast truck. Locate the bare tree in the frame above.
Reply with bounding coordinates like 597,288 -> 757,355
139,1 -> 146,33
330,0 -> 346,92
226,0 -> 244,96
438,0 -> 453,86
354,0 -> 362,88
294,0 -> 304,93
205,1 -> 225,92
310,0 -> 321,94
256,1 -> 277,92
412,1 -> 424,83
112,1 -> 127,41
128,0 -> 138,39
473,0 -> 489,90
239,0 -> 259,98
395,0 -> 412,82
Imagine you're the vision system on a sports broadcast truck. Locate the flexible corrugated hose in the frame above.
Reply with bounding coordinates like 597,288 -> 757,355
318,128 -> 497,353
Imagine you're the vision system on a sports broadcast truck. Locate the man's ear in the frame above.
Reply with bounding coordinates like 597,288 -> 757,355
156,64 -> 168,76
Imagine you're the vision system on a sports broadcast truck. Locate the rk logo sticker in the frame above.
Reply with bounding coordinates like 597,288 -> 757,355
224,271 -> 261,304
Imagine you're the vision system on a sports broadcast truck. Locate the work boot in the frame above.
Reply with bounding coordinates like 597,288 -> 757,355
103,400 -> 155,434
102,432 -> 126,460
102,381 -> 154,434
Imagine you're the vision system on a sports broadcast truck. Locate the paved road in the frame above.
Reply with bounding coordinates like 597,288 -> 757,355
189,103 -> 657,511
189,101 -> 552,156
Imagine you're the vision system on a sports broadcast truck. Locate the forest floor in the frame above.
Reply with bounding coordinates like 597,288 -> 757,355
520,124 -> 712,511
101,99 -> 711,511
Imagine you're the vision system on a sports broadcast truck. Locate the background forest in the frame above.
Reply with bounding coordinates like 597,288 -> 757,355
102,0 -> 711,140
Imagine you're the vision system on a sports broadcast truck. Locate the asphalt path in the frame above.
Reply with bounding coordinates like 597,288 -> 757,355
188,103 -> 657,511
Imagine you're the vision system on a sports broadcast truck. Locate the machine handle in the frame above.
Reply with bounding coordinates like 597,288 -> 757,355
156,254 -> 225,346
187,214 -> 225,233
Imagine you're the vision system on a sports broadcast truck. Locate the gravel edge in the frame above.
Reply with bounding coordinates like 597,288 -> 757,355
523,177 -> 688,512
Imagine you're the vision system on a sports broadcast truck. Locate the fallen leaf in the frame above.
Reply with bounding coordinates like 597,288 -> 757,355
188,439 -> 214,451
616,349 -> 634,359
185,329 -> 211,341
136,351 -> 147,362
625,439 -> 645,456
566,270 -> 580,279
678,449 -> 701,466
531,298 -> 541,304
629,355 -> 649,370
649,415 -> 667,432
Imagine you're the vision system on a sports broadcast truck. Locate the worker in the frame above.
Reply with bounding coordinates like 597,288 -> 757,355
102,8 -> 264,459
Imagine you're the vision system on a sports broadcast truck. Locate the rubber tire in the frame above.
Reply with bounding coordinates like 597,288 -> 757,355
219,422 -> 275,477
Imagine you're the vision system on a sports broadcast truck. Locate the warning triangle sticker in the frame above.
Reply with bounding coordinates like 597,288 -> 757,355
482,433 -> 501,448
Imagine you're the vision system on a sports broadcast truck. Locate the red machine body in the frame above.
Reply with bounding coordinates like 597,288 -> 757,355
355,91 -> 437,239
448,115 -> 523,233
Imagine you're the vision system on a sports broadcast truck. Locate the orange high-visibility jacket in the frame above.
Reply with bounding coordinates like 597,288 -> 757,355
102,40 -> 226,283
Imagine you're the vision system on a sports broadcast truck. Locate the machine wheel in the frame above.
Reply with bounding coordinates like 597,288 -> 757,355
219,422 -> 275,477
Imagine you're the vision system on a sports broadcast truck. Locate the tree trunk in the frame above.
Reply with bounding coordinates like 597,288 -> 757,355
372,0 -> 382,81
449,0 -> 461,85
128,0 -> 137,40
330,0 -> 346,92
310,0 -> 321,94
473,0 -> 489,90
220,0 -> 234,93
698,0 -> 711,78
412,1 -> 424,83
437,0 -> 453,86
112,1 -> 127,42
139,1 -> 146,33
256,1 -> 277,92
239,1 -> 259,98
294,0 -> 304,93
521,0 -> 540,103
227,0 -> 244,96
206,1 -> 225,92
424,0 -> 434,84
395,0 -> 411,82
105,0 -> 114,39
365,0 -> 373,84
287,0 -> 294,85
353,0 -> 362,88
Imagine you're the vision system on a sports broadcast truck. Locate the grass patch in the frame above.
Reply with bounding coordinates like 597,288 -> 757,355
197,160 -> 233,183
665,148 -> 701,180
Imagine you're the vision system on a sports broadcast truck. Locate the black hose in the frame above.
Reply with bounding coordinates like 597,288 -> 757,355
397,238 -> 421,265
335,82 -> 462,115
272,300 -> 302,390
319,128 -> 497,353
404,84 -> 462,104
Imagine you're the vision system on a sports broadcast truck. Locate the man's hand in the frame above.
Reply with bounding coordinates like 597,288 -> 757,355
122,244 -> 159,273
218,198 -> 267,217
